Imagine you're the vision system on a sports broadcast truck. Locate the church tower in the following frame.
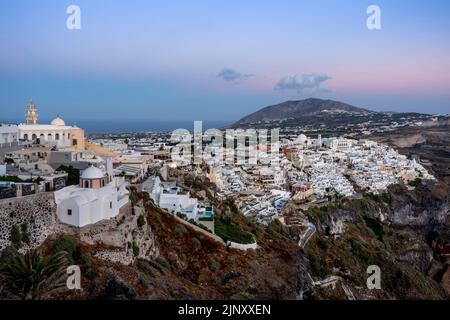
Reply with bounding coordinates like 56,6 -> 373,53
25,99 -> 38,124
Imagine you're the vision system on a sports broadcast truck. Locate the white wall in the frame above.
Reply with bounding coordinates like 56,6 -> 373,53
0,125 -> 19,144
57,197 -> 82,226
55,182 -> 129,227
228,241 -> 258,251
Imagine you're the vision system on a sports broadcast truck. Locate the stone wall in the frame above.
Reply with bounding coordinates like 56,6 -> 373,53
0,187 -> 16,199
0,192 -> 57,251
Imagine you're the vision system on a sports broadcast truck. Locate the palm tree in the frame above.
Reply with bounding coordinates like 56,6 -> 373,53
0,250 -> 68,300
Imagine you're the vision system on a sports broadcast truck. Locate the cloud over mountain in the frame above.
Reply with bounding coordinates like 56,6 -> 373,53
275,73 -> 331,94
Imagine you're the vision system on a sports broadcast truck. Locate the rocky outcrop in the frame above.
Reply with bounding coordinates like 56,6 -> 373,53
58,201 -> 159,265
389,184 -> 449,227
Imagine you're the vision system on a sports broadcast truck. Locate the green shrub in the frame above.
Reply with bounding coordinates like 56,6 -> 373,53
20,223 -> 31,245
0,175 -> 43,183
308,253 -> 330,279
132,242 -> 140,256
408,178 -> 422,187
136,259 -> 155,277
350,237 -> 367,261
0,246 -> 18,265
367,193 -> 381,202
317,237 -> 330,250
10,225 -> 22,248
176,212 -> 187,220
149,257 -> 169,274
363,217 -> 384,241
137,214 -> 146,228
174,223 -> 188,237
224,198 -> 239,214
57,165 -> 80,185
208,257 -> 220,272
53,234 -> 79,264
3,158 -> 14,164
191,237 -> 201,250
267,219 -> 284,235
214,216 -> 255,244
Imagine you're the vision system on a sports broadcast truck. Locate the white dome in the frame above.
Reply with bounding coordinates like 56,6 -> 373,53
51,117 -> 66,126
81,166 -> 104,179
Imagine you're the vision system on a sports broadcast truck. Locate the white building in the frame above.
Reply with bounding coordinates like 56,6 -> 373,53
145,176 -> 200,221
0,124 -> 19,146
18,100 -> 85,149
327,138 -> 357,152
54,165 -> 129,227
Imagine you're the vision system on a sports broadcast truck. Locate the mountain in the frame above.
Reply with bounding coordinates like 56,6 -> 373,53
235,98 -> 372,125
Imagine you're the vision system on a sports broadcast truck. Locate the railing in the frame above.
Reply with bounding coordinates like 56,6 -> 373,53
0,141 -> 20,149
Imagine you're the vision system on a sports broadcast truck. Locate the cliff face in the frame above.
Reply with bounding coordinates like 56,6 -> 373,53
298,182 -> 448,299
4,162 -> 446,300
37,183 -> 447,300
38,194 -> 308,300
377,183 -> 448,227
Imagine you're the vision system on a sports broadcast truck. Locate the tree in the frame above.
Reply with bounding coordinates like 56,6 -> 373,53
0,250 -> 68,299
4,158 -> 14,164
57,165 -> 80,186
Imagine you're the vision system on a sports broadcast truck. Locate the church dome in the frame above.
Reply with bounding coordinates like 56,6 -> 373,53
51,117 -> 66,126
81,166 -> 104,179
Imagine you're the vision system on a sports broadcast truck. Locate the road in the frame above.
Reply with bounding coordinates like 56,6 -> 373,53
313,275 -> 355,300
298,222 -> 316,248
298,221 -> 356,299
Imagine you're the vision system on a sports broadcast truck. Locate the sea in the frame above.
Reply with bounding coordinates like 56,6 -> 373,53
0,119 -> 233,134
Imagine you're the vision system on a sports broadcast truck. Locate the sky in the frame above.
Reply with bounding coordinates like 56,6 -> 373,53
0,0 -> 450,122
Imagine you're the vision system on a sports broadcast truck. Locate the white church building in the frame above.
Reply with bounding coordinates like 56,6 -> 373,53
54,163 -> 129,227
18,99 -> 85,150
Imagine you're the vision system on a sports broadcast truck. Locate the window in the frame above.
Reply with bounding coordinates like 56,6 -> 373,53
67,209 -> 72,216
110,202 -> 112,209
84,180 -> 89,188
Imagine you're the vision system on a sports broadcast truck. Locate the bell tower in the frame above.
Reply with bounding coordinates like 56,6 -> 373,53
25,99 -> 38,124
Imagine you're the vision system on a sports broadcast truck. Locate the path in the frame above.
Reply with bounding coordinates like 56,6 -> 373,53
298,222 -> 316,248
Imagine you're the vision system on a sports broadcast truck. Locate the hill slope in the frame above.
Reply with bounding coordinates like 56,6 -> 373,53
235,98 -> 372,125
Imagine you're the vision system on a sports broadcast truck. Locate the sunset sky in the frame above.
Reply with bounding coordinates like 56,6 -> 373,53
1,0 -> 449,121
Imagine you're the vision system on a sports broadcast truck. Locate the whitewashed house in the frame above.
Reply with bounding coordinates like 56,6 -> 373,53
54,165 -> 129,227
